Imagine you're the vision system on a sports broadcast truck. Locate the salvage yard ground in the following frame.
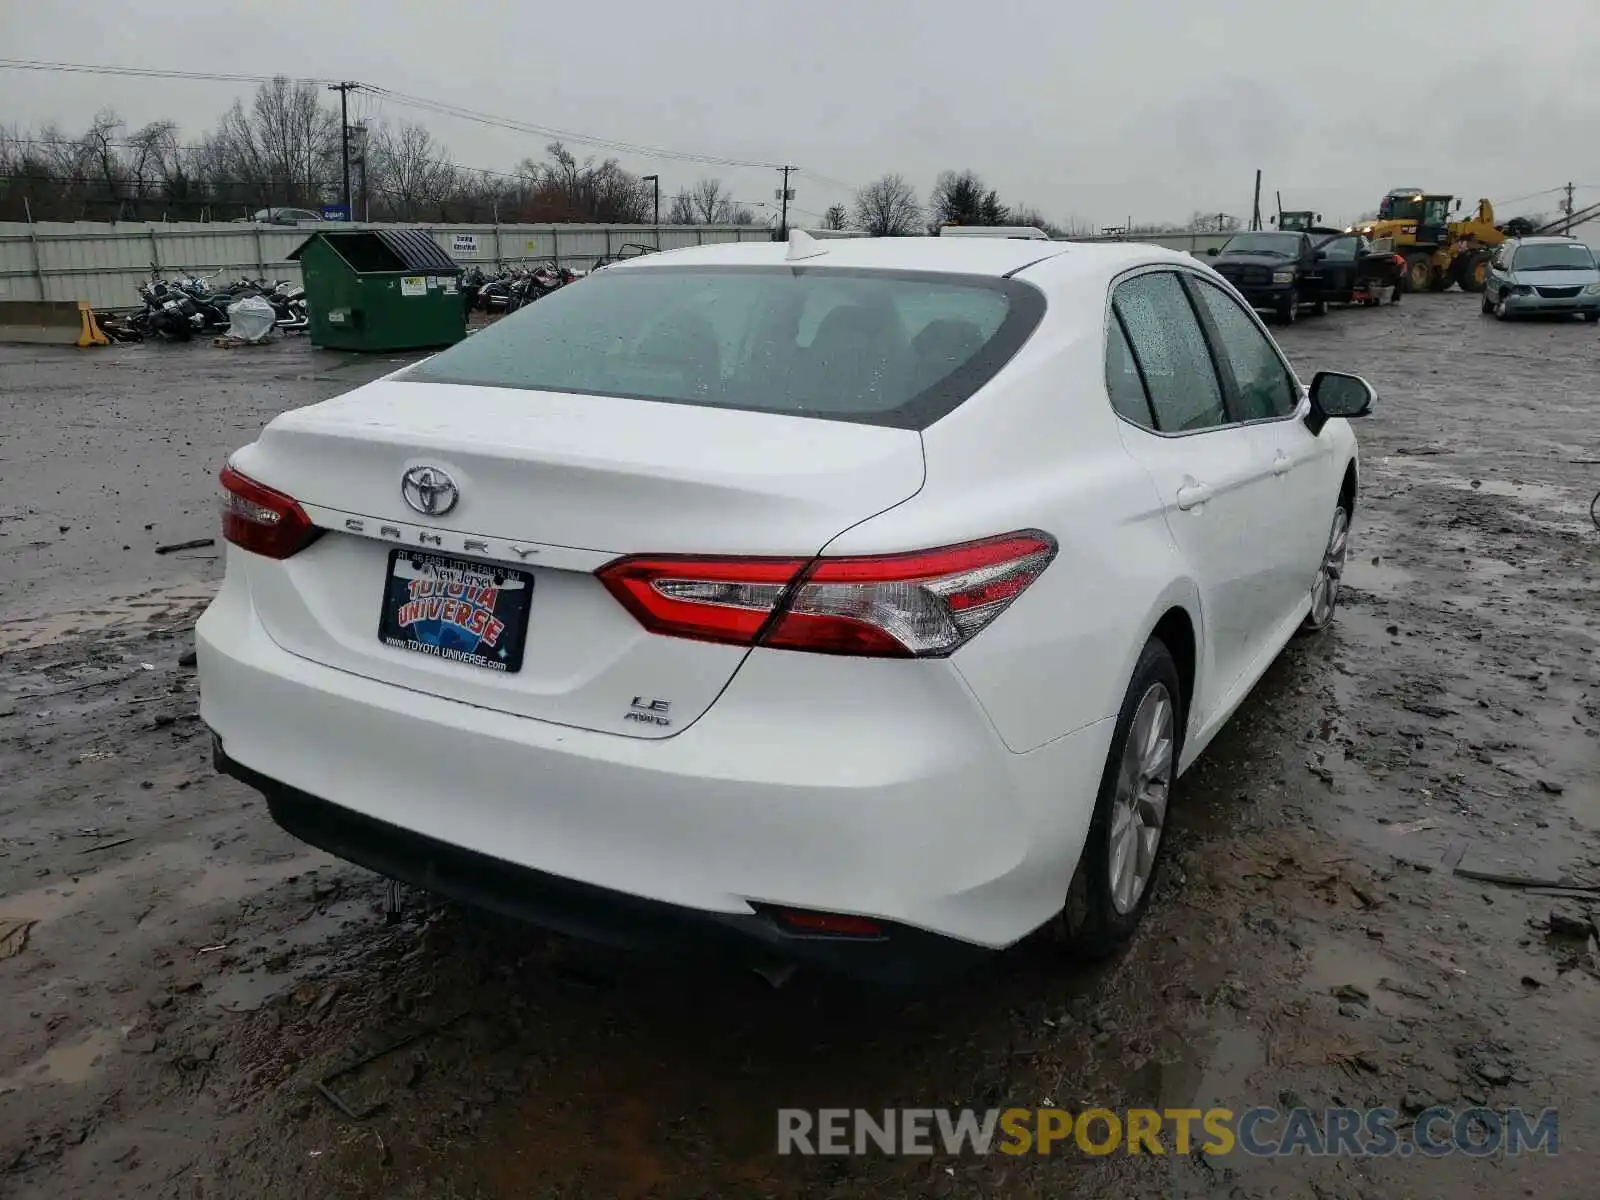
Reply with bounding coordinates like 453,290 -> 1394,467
1,297 -> 1598,1199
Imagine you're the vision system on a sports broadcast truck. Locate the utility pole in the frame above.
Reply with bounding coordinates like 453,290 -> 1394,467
1251,169 -> 1262,231
1564,181 -> 1576,233
327,81 -> 361,219
641,174 -> 659,227
350,120 -> 369,222
776,165 -> 795,239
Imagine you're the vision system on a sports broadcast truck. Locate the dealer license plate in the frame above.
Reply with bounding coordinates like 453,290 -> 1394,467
377,551 -> 532,674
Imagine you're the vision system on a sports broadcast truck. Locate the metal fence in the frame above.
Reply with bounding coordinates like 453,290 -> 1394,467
0,220 -> 774,309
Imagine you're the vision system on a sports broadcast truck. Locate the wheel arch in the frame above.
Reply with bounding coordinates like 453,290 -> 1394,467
1127,581 -> 1205,749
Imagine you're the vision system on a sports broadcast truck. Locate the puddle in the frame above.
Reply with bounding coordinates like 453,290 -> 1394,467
203,893 -> 369,1013
0,863 -> 138,924
0,847 -> 327,926
1157,1027 -> 1265,1112
0,582 -> 215,653
1342,557 -> 1415,597
1377,459 -> 1594,521
0,1026 -> 120,1094
1303,941 -> 1426,1019
176,853 -> 327,907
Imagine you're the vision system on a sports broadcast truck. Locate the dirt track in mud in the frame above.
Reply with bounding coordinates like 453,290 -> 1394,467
1,297 -> 1598,1199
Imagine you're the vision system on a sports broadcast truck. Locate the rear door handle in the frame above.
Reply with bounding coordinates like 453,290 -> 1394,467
1272,451 -> 1292,476
1176,482 -> 1213,510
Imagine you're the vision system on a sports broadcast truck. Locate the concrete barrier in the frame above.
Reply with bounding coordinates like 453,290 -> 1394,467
0,300 -> 110,347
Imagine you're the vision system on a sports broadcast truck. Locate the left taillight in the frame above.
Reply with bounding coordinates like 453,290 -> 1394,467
597,530 -> 1056,658
219,463 -> 319,559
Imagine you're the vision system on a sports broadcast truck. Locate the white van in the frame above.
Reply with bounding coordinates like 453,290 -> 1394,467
938,225 -> 1050,240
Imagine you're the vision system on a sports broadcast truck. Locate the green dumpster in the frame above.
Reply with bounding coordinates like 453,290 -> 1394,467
288,229 -> 465,352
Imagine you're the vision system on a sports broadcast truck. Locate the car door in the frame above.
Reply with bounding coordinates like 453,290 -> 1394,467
1187,275 -> 1339,633
1297,235 -> 1325,299
1107,269 -> 1282,720
1316,236 -> 1360,300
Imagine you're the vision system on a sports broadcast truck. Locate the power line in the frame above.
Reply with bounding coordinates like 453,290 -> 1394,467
0,58 -> 328,85
0,56 -> 864,209
366,86 -> 786,170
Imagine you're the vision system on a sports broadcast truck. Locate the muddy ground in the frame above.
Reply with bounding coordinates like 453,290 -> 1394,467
1,297 -> 1598,1199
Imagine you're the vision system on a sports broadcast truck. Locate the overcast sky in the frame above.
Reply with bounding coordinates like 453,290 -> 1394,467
5,0 -> 1600,229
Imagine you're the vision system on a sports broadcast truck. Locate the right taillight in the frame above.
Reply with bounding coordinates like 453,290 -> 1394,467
597,530 -> 1055,658
219,463 -> 319,559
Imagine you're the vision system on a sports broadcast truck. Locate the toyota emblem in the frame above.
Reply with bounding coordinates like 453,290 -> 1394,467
401,466 -> 459,517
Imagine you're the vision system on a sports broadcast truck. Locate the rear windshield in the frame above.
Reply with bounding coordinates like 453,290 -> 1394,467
405,265 -> 1045,429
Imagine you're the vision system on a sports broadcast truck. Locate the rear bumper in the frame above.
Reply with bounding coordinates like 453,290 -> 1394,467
197,562 -> 1116,983
216,749 -> 989,984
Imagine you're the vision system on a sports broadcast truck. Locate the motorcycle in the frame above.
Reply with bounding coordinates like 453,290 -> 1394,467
503,262 -> 576,313
130,276 -> 196,342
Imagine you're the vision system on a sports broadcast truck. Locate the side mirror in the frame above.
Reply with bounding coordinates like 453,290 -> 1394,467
1306,371 -> 1376,434
1316,213 -> 1323,222
1315,250 -> 1328,261
1206,246 -> 1219,257
1269,215 -> 1278,225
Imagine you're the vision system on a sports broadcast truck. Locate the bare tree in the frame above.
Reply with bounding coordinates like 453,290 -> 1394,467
662,177 -> 751,224
368,122 -> 456,219
206,76 -> 340,210
821,203 -> 848,230
1187,210 -> 1240,233
666,188 -> 697,224
853,173 -> 922,237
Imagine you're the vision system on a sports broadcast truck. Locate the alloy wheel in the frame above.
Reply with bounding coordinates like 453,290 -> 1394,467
1310,506 -> 1350,627
1107,683 -> 1174,915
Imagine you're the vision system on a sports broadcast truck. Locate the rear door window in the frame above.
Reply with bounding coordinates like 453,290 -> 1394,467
406,266 -> 1045,430
1111,272 -> 1229,433
1190,280 -> 1299,421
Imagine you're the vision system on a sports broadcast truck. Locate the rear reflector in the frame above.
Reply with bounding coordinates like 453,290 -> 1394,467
219,464 -> 319,560
597,530 -> 1055,658
769,909 -> 885,938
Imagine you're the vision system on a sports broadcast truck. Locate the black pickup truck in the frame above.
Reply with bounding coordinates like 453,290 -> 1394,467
1205,231 -> 1328,324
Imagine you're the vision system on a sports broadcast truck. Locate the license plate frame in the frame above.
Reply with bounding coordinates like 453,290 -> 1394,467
376,550 -> 533,674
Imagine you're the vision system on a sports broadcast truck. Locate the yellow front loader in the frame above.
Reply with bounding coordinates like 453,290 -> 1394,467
1354,190 -> 1505,293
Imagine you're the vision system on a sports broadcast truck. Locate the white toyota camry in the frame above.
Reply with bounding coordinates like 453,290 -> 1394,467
198,232 -> 1373,983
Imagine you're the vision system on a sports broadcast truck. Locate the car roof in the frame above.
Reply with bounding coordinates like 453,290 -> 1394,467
1513,235 -> 1584,245
603,235 -> 1198,282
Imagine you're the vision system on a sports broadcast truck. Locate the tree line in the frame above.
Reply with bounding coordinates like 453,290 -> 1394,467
0,77 -> 1239,235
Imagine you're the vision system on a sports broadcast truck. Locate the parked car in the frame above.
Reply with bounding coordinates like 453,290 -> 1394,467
197,234 -> 1374,984
1311,232 -> 1406,306
1482,237 -> 1600,321
1205,230 -> 1329,323
237,207 -> 326,226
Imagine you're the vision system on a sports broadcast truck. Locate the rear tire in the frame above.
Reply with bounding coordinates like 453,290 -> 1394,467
1585,312 -> 1599,323
1057,639 -> 1183,959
